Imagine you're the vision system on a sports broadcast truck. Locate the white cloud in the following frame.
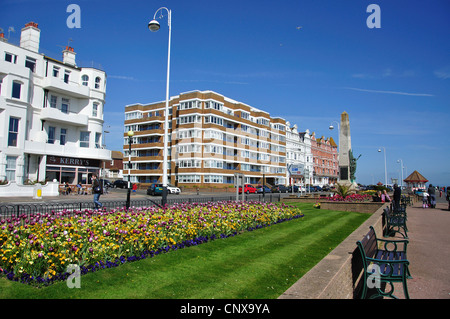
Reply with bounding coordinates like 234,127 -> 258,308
434,69 -> 450,80
108,75 -> 138,81
342,87 -> 434,97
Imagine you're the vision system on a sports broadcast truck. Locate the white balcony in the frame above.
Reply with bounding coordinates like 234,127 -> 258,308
42,76 -> 90,99
24,140 -> 111,161
40,107 -> 88,127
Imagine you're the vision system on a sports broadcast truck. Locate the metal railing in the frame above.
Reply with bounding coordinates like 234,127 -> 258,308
0,193 -> 281,220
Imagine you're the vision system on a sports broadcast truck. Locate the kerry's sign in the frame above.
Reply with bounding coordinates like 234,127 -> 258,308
47,155 -> 100,167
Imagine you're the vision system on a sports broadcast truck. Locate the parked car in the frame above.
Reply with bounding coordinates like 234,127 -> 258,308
238,184 -> 257,194
147,183 -> 163,196
99,179 -> 113,188
167,184 -> 181,194
314,186 -> 323,192
288,185 -> 305,192
113,180 -> 128,188
271,184 -> 288,193
256,185 -> 271,194
321,185 -> 330,192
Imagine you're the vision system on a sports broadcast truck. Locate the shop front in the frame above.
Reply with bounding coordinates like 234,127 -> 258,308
46,155 -> 101,185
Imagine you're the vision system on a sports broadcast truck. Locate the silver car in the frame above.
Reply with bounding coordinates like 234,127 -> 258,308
167,184 -> 181,194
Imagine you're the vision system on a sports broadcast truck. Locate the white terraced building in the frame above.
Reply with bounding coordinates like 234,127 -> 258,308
285,122 -> 314,187
0,22 -> 111,187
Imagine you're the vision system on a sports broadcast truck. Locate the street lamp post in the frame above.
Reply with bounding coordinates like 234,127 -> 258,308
126,130 -> 134,209
329,121 -> 340,185
397,159 -> 404,188
148,7 -> 171,207
102,128 -> 110,190
378,147 -> 387,187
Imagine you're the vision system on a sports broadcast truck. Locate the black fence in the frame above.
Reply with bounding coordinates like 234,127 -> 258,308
0,193 -> 282,220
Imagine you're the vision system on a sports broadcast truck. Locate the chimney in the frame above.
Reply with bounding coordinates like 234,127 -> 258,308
0,33 -> 7,43
20,22 -> 40,52
63,46 -> 77,66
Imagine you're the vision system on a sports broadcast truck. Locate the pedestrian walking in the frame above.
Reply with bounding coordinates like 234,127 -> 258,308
427,184 -> 436,208
422,192 -> 429,208
92,174 -> 103,209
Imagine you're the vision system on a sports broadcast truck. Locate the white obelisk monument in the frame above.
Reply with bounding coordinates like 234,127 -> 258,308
339,111 -> 352,184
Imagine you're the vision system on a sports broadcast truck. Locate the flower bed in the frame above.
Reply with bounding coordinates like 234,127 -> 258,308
322,193 -> 372,202
0,201 -> 303,285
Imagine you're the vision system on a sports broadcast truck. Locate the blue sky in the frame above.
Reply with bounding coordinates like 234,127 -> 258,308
2,0 -> 449,186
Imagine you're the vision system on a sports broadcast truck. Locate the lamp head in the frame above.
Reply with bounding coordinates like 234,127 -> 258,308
329,125 -> 334,130
148,19 -> 160,32
127,130 -> 134,137
378,149 -> 381,152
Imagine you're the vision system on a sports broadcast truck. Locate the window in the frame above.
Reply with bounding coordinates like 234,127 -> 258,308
95,77 -> 101,89
82,75 -> 89,86
241,111 -> 250,120
125,112 -> 143,120
179,100 -> 200,110
5,52 -> 17,64
205,100 -> 223,111
80,131 -> 90,148
176,115 -> 201,125
204,160 -> 223,169
177,129 -> 201,140
53,66 -> 60,77
176,175 -> 200,183
61,98 -> 69,114
204,175 -> 223,183
177,159 -> 201,168
95,132 -> 101,148
204,145 -> 223,154
12,81 -> 21,99
6,156 -> 17,182
92,103 -> 98,117
8,117 -> 19,147
204,115 -> 223,126
60,128 -> 67,145
177,144 -> 201,153
64,70 -> 70,84
48,126 -> 56,144
25,57 -> 36,72
204,130 -> 223,140
50,95 -> 57,108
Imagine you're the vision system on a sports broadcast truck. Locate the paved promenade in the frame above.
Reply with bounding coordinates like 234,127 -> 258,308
402,195 -> 450,299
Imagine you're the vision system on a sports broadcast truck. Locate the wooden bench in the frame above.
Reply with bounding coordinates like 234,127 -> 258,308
356,226 -> 411,299
383,205 -> 408,239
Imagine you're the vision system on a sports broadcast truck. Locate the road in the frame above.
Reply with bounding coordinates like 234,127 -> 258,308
0,187 -> 308,205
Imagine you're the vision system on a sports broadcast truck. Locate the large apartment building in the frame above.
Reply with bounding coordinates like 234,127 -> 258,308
124,90 -> 288,187
0,22 -> 111,185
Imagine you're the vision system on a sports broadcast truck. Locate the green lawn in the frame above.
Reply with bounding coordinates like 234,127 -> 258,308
0,203 -> 369,299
